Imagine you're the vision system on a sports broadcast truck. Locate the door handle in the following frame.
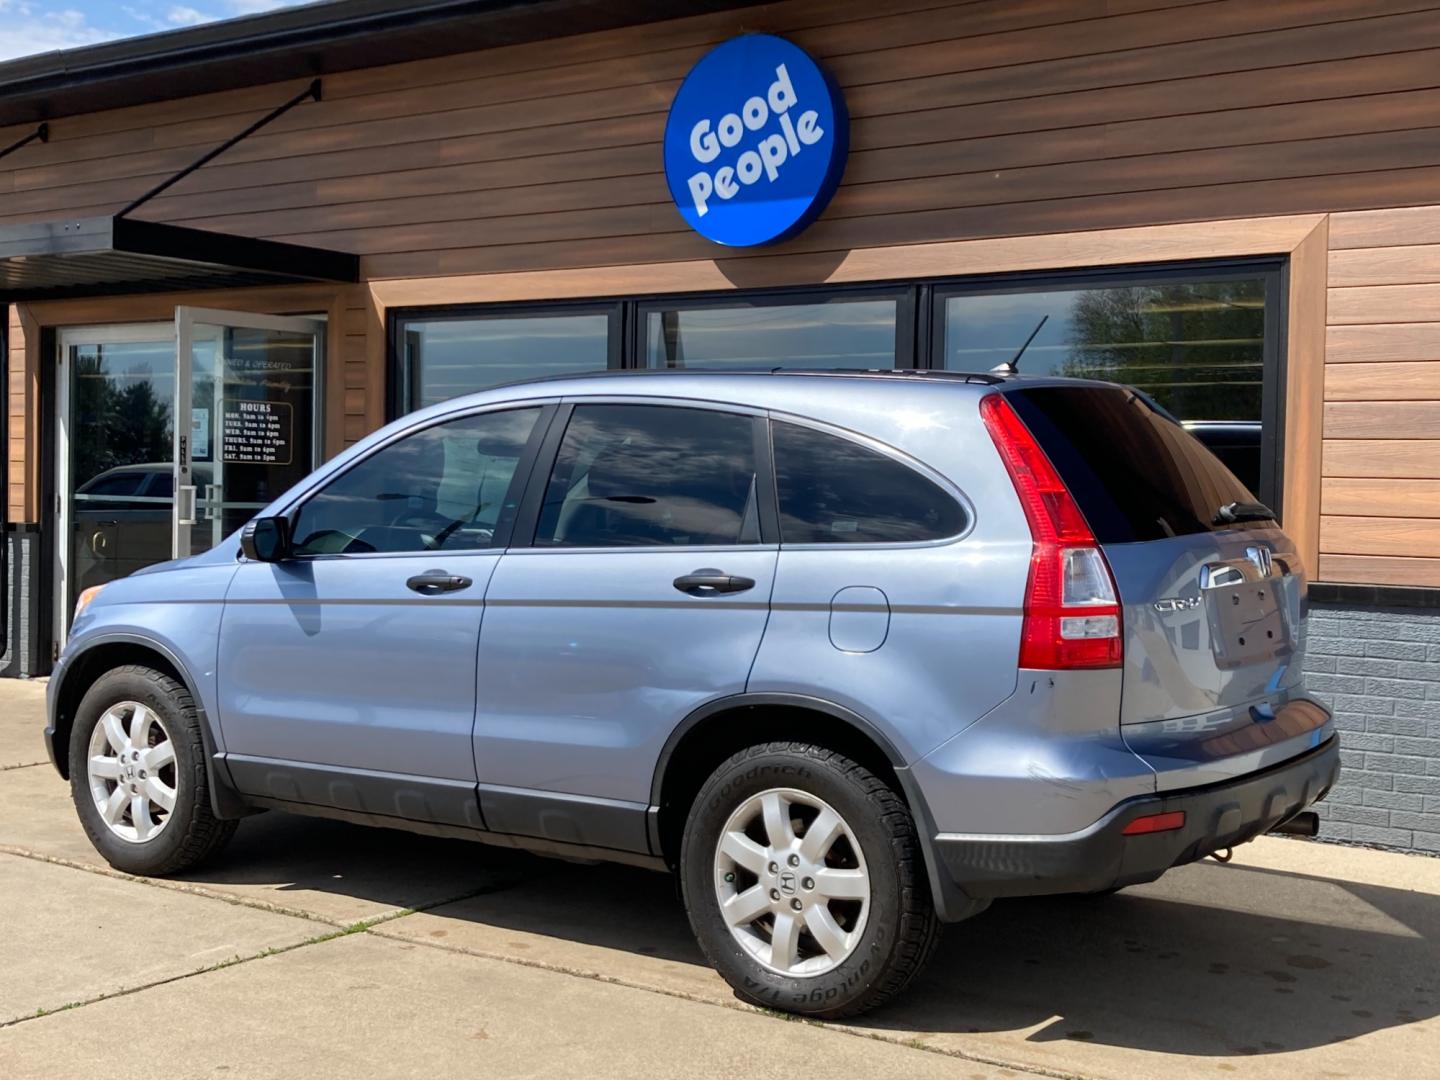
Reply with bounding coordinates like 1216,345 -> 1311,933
673,569 -> 756,596
406,570 -> 473,595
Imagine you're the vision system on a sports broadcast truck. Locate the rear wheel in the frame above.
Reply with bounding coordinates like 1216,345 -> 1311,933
69,665 -> 237,876
680,741 -> 939,1019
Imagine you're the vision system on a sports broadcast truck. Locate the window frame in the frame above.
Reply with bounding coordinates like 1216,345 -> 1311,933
634,283 -> 915,373
279,401 -> 560,562
510,398 -> 780,551
389,300 -> 623,418
386,256 -> 1286,515
927,259 -> 1286,512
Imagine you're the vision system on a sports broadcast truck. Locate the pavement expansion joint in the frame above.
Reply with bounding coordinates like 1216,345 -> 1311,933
0,844 -> 520,932
0,761 -> 46,772
0,845 -> 339,926
0,922 -> 374,1032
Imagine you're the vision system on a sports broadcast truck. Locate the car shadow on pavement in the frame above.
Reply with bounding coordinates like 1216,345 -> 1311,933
180,811 -> 1438,1057
880,862 -> 1440,1057
172,809 -> 538,913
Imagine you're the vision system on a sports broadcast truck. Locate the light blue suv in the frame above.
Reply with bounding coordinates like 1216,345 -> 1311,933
46,370 -> 1338,1018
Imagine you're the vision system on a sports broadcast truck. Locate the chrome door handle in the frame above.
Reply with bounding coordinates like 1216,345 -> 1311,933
673,569 -> 756,595
176,485 -> 197,525
406,570 -> 473,595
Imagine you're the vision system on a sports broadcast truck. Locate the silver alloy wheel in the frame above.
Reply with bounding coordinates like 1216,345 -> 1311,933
85,700 -> 178,843
713,787 -> 870,977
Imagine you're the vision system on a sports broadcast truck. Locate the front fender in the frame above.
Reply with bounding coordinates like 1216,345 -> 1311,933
48,561 -> 250,818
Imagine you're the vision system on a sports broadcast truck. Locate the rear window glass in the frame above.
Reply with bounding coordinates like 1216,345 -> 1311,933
1005,386 -> 1261,544
772,421 -> 967,544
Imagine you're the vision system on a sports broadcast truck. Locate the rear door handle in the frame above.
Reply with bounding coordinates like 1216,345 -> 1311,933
406,570 -> 473,595
673,569 -> 756,595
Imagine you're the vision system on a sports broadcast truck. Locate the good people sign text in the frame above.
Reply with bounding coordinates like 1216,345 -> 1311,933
664,35 -> 848,247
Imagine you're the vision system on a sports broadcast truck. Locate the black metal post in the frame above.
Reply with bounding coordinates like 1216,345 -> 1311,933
117,79 -> 322,218
0,123 -> 49,163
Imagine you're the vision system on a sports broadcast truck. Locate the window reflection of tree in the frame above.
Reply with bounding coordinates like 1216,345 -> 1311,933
1063,281 -> 1265,423
73,351 -> 172,485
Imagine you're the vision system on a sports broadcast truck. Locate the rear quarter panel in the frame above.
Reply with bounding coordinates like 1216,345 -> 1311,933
747,384 -> 1031,762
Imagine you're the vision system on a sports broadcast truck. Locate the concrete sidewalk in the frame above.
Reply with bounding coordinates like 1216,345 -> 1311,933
3,677 -> 1438,1079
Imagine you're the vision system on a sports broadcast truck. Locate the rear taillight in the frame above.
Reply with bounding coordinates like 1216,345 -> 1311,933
980,394 -> 1123,670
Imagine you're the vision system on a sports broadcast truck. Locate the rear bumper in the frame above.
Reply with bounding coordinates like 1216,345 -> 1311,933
931,734 -> 1340,902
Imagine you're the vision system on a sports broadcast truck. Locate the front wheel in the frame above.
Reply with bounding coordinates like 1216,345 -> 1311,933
680,742 -> 939,1019
69,665 -> 237,876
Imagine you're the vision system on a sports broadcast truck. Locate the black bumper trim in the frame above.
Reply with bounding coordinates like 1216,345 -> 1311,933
934,736 -> 1340,900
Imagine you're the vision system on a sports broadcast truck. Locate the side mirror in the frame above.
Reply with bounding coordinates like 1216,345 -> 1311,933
240,516 -> 291,563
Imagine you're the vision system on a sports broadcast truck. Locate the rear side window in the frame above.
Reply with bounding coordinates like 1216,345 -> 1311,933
772,421 -> 966,544
1005,386 -> 1260,544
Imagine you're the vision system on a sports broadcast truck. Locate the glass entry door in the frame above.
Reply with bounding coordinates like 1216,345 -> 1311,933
174,308 -> 323,558
58,325 -> 178,629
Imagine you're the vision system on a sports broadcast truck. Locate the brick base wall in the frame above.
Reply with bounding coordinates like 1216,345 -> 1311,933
1,531 -> 41,678
1305,603 -> 1440,854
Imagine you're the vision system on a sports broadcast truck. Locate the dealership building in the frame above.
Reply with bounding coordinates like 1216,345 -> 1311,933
1,0 -> 1438,851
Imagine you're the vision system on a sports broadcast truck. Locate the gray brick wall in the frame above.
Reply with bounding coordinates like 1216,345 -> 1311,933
1,531 -> 41,678
1305,602 -> 1440,855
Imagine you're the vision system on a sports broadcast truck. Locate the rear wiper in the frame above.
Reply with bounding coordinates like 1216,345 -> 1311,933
1213,500 -> 1275,526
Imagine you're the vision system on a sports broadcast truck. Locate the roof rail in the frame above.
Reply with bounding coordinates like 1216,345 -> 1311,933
763,368 -> 1009,385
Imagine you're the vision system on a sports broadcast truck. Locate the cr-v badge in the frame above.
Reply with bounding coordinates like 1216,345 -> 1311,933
1154,596 -> 1201,613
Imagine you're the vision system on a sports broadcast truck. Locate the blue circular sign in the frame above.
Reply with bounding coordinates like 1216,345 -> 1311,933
664,34 -> 849,247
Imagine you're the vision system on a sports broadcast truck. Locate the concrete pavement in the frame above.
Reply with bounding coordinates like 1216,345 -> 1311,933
3,676 -> 1438,1078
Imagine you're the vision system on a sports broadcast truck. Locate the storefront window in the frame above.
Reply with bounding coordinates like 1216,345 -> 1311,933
398,310 -> 614,411
939,274 -> 1273,494
642,296 -> 901,370
940,278 -> 1267,420
391,265 -> 1277,499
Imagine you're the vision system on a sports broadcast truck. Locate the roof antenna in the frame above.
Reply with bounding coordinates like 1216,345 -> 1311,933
992,314 -> 1048,375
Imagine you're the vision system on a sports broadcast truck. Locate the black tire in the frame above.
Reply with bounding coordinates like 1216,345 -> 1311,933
69,665 -> 238,876
680,741 -> 940,1019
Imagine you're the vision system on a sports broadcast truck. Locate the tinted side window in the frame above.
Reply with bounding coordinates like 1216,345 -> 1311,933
772,421 -> 966,543
291,407 -> 542,556
145,471 -> 174,499
535,405 -> 760,547
78,471 -> 147,497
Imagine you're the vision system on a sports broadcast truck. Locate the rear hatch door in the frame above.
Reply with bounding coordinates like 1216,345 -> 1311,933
1005,385 -> 1332,789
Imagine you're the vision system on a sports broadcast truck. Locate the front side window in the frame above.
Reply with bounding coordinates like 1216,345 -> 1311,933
535,405 -> 761,548
772,421 -> 967,544
291,407 -> 542,556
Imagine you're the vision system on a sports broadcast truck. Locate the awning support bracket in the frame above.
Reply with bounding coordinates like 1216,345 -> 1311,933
117,79 -> 322,218
0,123 -> 49,163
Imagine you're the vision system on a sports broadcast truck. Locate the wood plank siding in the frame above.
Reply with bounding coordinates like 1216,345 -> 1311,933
4,0 -> 1440,276
1323,207 -> 1440,587
3,0 -> 1440,584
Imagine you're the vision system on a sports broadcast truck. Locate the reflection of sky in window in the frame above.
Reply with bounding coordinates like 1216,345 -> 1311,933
646,300 -> 896,369
407,315 -> 610,406
943,282 -> 1266,421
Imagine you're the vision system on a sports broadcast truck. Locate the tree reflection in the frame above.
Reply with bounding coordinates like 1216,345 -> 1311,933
73,353 -> 173,485
1063,280 -> 1265,421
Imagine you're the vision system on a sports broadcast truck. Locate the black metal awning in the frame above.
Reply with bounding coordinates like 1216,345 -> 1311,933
0,216 -> 360,302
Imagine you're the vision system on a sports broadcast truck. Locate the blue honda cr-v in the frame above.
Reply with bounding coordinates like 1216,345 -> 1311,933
46,370 -> 1337,1018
